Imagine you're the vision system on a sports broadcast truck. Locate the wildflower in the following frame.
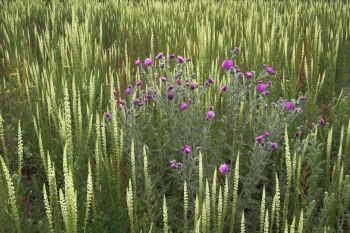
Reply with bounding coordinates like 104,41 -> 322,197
266,81 -> 272,87
188,98 -> 193,104
160,76 -> 167,82
221,59 -> 234,70
169,160 -> 178,170
220,85 -> 228,92
295,107 -> 303,113
284,101 -> 295,110
190,82 -> 199,90
266,66 -> 275,75
208,76 -> 214,84
233,47 -> 241,54
271,142 -> 278,150
136,80 -> 142,87
144,58 -> 153,67
319,118 -> 326,126
256,83 -> 266,93
219,163 -> 228,174
207,111 -> 215,119
295,130 -> 302,138
169,53 -> 175,60
256,135 -> 264,143
135,58 -> 142,66
125,85 -> 132,95
104,112 -> 111,121
176,78 -> 182,85
264,132 -> 270,137
181,145 -> 192,154
133,98 -> 141,105
180,102 -> 188,110
245,71 -> 253,79
113,89 -> 118,97
236,67 -> 241,73
264,91 -> 270,96
178,56 -> 185,63
156,52 -> 163,60
168,84 -> 174,90
177,162 -> 183,168
167,92 -> 174,100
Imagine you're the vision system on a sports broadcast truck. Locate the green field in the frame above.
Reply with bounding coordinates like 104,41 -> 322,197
0,0 -> 350,232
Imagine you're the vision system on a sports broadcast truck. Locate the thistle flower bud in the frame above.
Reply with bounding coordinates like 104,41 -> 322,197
219,163 -> 228,174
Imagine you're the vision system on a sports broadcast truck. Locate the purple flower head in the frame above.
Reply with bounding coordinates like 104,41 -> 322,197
264,131 -> 270,137
208,76 -> 214,84
207,111 -> 215,119
245,71 -> 253,79
104,112 -> 111,121
190,82 -> 199,90
236,66 -> 241,73
263,64 -> 268,68
178,56 -> 185,63
176,78 -> 182,85
181,145 -> 192,154
134,58 -> 142,66
155,52 -> 163,60
256,83 -> 266,93
271,142 -> 278,150
180,102 -> 188,110
136,80 -> 142,87
264,91 -> 270,96
220,85 -> 228,92
125,85 -> 132,95
188,98 -> 193,105
256,135 -> 264,143
160,76 -> 167,83
221,59 -> 234,70
233,47 -> 241,54
167,92 -> 174,100
168,83 -> 174,90
295,107 -> 303,113
284,101 -> 295,110
219,163 -> 228,174
144,58 -> 153,67
267,81 -> 272,87
169,160 -> 178,170
168,53 -> 175,60
299,96 -> 307,101
319,118 -> 326,126
133,98 -> 141,105
266,66 -> 275,75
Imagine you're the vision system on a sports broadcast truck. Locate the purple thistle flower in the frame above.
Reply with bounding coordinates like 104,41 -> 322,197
178,56 -> 185,63
319,118 -> 326,126
295,107 -> 303,113
266,66 -> 275,75
219,163 -> 228,174
155,52 -> 163,59
188,98 -> 193,105
271,142 -> 278,150
168,84 -> 174,90
264,91 -> 270,96
233,47 -> 241,53
160,76 -> 167,82
167,92 -> 174,100
220,85 -> 228,92
284,101 -> 295,110
169,160 -> 178,170
245,71 -> 253,79
180,102 -> 188,110
190,82 -> 199,90
144,58 -> 153,67
168,53 -> 175,60
181,145 -> 192,154
134,58 -> 142,66
207,111 -> 215,119
208,76 -> 214,84
125,85 -> 132,95
256,83 -> 266,93
133,98 -> 141,105
236,67 -> 241,73
266,81 -> 272,87
104,112 -> 111,121
221,59 -> 234,70
256,135 -> 264,143
136,80 -> 142,87
176,78 -> 182,85
264,132 -> 270,137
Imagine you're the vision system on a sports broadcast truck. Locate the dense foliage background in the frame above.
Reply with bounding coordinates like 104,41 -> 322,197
0,0 -> 350,232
